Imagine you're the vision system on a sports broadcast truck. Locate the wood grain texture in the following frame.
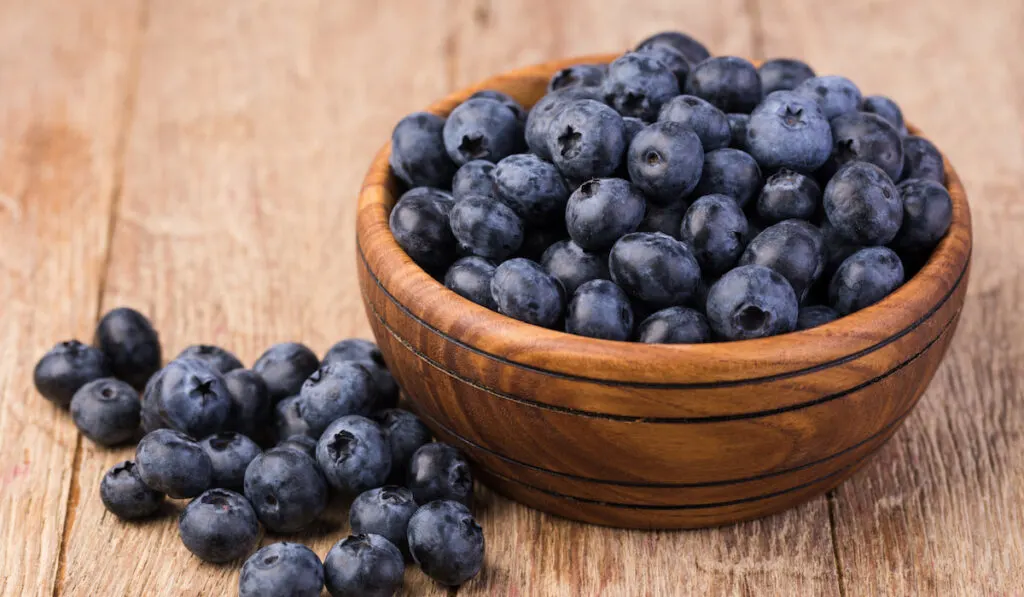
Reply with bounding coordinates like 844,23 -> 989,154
0,2 -> 142,595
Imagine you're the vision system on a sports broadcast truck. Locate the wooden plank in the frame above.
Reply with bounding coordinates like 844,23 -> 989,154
759,0 -> 1024,594
0,2 -> 142,596
58,1 -> 453,595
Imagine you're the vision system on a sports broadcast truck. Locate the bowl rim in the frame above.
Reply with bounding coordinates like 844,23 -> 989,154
356,53 -> 972,388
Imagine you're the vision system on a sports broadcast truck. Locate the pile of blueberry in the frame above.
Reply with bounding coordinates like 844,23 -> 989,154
388,30 -> 954,342
33,307 -> 484,596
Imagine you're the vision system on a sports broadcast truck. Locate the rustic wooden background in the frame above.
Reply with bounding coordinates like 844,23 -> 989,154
0,1 -> 1020,595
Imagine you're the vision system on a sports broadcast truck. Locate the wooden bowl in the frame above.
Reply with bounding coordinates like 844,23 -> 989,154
356,55 -> 972,529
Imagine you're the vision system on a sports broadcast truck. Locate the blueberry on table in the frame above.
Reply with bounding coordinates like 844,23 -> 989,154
565,178 -> 646,250
178,488 -> 259,564
452,159 -> 498,202
100,460 -> 163,519
861,95 -> 906,135
468,89 -> 527,124
34,340 -> 110,408
324,534 -> 404,597
638,202 -> 687,239
693,148 -> 763,208
223,369 -> 272,443
679,194 -> 750,277
706,264 -> 799,340
388,186 -> 457,271
316,415 -> 392,496
547,99 -> 626,181
637,306 -> 711,344
253,341 -> 321,403
745,90 -> 832,172
142,358 -> 232,438
322,338 -> 399,413
299,362 -> 377,436
829,247 -> 905,315
388,112 -> 456,189
757,168 -> 821,223
727,113 -> 749,149
609,232 -> 701,307
684,56 -> 762,114
70,378 -> 140,446
540,240 -> 609,296
407,442 -> 474,507
758,58 -> 816,95
794,75 -> 863,120
239,542 -> 324,597
635,30 -> 711,67
407,500 -> 485,587
135,428 -> 213,499
892,178 -> 953,252
275,434 -> 317,458
371,408 -> 432,485
449,194 -> 525,260
443,97 -> 521,165
828,111 -> 904,181
350,486 -> 419,557
565,280 -> 634,341
274,395 -> 312,441
548,63 -> 607,92
796,305 -> 840,330
525,87 -> 603,160
636,44 -> 690,88
657,94 -> 731,151
244,447 -> 328,533
174,344 -> 243,374
93,307 -> 160,390
900,135 -> 945,184
627,120 -> 704,203
601,52 -> 680,121
200,431 -> 261,491
445,256 -> 498,309
823,161 -> 903,246
489,258 -> 566,328
492,153 -> 570,225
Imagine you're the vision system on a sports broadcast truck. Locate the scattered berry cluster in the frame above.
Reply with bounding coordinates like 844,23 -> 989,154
33,307 -> 484,595
388,31 -> 954,342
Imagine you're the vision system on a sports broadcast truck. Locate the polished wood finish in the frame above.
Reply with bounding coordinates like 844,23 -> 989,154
356,55 -> 973,529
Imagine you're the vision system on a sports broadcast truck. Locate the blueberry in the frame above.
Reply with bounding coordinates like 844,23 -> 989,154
694,148 -> 762,208
492,153 -> 570,225
100,460 -> 163,519
892,178 -> 953,252
389,112 -> 456,189
322,339 -> 399,413
244,447 -> 328,533
316,415 -> 392,495
758,58 -> 816,95
565,178 -> 646,250
828,111 -> 904,181
637,306 -> 711,343
239,542 -> 324,597
178,488 -> 259,563
445,256 -> 498,309
820,218 -> 866,278
388,186 -> 457,271
727,113 -> 749,148
636,44 -> 690,88
224,369 -> 272,443
200,431 -> 261,491
93,307 -> 160,390
829,247 -> 905,315
627,120 -> 704,203
609,232 -> 701,307
175,344 -> 243,374
407,443 -> 473,507
443,98 -> 521,165
794,75 -> 863,120
621,116 -> 645,147
371,408 -> 432,485
275,395 -> 312,441
657,95 -> 731,151
351,486 -> 419,557
684,56 -> 762,113
900,135 -> 945,184
639,202 -> 687,239
275,434 -> 317,458
324,534 -> 404,597
745,90 -> 832,172
548,99 -> 626,180
796,305 -> 840,330
540,240 -> 609,296
515,223 -> 569,261
253,342 -> 321,403
824,161 -> 903,245
635,30 -> 711,66
452,160 -> 498,201
135,428 -> 212,498
34,340 -> 110,408
548,63 -> 607,92
739,220 -> 826,301
489,258 -> 565,328
142,358 -> 232,437
565,280 -> 634,341
449,194 -> 525,260
706,265 -> 799,340
525,87 -> 603,160
407,500 -> 484,587
861,95 -> 906,134
601,52 -> 680,121
757,168 -> 821,223
299,362 -> 376,436
70,378 -> 139,446
468,89 -> 527,124
679,194 -> 750,277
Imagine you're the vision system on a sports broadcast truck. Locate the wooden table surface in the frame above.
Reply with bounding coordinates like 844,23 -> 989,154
1,1 -> 1020,595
